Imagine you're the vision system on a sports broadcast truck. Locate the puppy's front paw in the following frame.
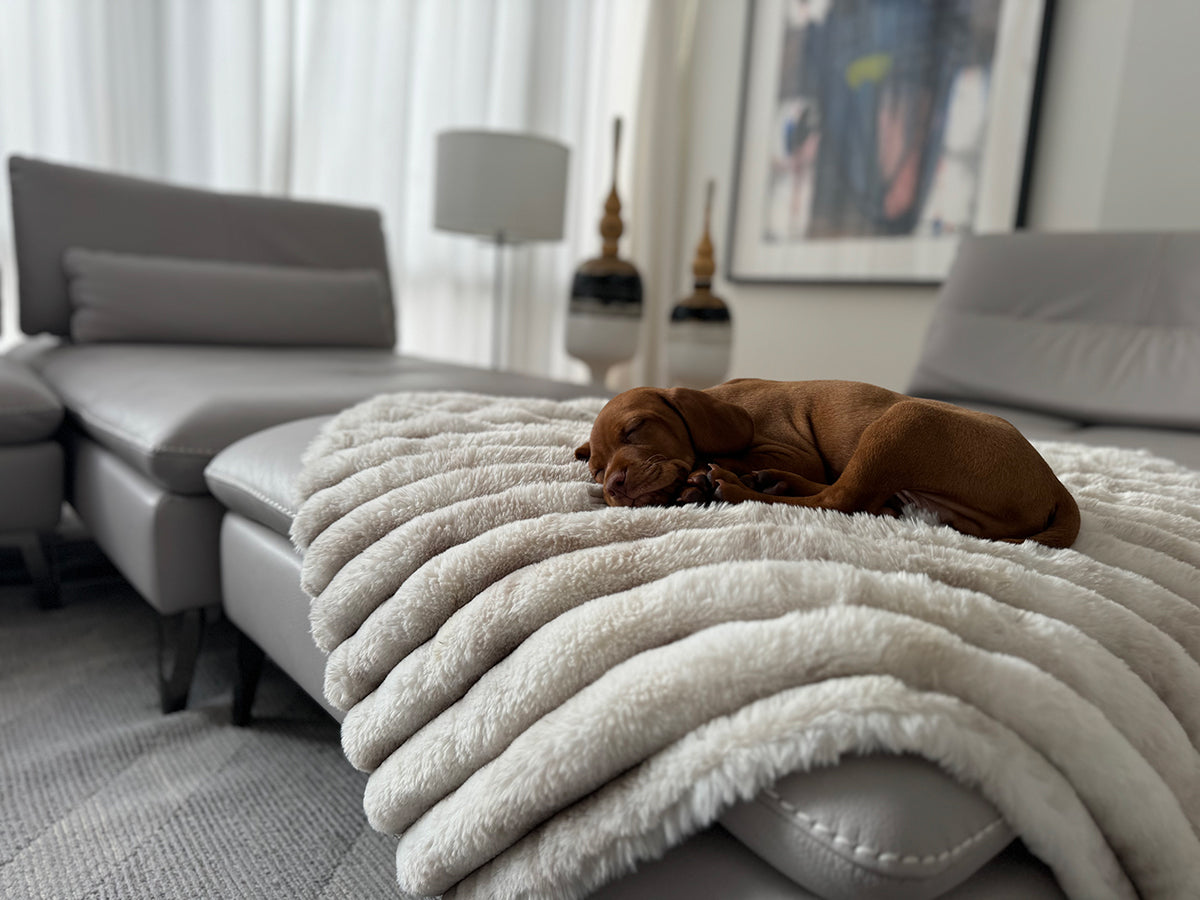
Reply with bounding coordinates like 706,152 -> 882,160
678,468 -> 714,504
712,480 -> 753,503
709,464 -> 753,504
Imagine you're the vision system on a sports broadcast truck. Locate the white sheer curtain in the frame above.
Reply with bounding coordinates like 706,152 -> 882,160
625,0 -> 698,388
0,0 -> 663,381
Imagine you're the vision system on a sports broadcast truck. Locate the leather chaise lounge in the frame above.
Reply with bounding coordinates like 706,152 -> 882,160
8,155 -> 1200,898
7,155 -> 596,713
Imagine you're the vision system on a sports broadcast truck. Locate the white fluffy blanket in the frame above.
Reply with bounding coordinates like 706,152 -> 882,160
291,392 -> 1200,900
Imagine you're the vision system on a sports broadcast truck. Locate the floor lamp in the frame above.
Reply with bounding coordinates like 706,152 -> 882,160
434,130 -> 570,370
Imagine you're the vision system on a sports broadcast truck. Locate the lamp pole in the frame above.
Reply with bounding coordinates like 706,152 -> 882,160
432,129 -> 569,372
492,231 -> 507,370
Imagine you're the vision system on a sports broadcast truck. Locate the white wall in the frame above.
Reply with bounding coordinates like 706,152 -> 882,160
1023,0 -> 1132,229
676,0 -> 1200,392
1096,3 -> 1200,228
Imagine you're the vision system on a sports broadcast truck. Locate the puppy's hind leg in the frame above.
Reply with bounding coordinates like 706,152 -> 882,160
746,468 -> 827,497
710,464 -> 890,515
713,401 -> 964,514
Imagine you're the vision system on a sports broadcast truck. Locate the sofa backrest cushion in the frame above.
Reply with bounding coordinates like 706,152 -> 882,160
9,155 -> 395,341
908,232 -> 1200,429
64,249 -> 393,348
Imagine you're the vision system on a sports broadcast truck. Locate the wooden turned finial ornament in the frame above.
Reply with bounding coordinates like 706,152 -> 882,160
673,180 -> 730,322
666,180 -> 732,389
599,119 -> 625,259
565,117 -> 644,386
576,118 -> 641,285
694,179 -> 716,284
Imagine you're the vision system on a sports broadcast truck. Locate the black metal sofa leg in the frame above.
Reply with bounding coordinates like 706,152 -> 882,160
19,532 -> 61,610
232,631 -> 266,727
157,608 -> 206,714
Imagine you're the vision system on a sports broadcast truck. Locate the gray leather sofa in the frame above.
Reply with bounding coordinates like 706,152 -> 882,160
9,153 -> 1198,898
203,231 -> 1200,899
0,348 -> 64,607
7,155 -> 597,712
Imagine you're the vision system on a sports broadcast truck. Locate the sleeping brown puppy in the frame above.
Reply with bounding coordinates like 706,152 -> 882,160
575,378 -> 1080,548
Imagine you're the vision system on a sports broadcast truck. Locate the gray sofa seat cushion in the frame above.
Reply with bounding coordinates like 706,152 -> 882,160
9,155 -> 395,338
909,232 -> 1200,430
0,356 -> 64,443
27,344 -> 597,495
721,755 -> 1018,900
64,249 -> 393,347
1065,425 -> 1200,471
206,416 -> 328,537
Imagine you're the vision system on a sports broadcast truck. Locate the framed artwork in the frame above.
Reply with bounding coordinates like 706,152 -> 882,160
728,0 -> 1054,284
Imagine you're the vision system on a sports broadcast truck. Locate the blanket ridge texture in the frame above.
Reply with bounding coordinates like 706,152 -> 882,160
291,391 -> 1200,899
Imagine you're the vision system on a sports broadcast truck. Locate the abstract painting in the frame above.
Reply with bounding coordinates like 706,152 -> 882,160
729,0 -> 1052,282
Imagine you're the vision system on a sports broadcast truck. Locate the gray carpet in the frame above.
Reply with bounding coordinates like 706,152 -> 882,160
0,546 -> 399,899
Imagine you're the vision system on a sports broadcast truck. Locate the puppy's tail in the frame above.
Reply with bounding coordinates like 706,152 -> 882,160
1023,486 -> 1081,549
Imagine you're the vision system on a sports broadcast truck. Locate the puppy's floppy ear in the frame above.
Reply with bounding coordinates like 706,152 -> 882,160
574,441 -> 592,461
663,387 -> 753,455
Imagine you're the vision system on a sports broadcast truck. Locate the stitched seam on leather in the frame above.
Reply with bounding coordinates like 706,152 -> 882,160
207,470 -> 296,518
762,788 -> 1006,868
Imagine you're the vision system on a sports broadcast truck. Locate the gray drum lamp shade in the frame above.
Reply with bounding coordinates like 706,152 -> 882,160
434,130 -> 569,243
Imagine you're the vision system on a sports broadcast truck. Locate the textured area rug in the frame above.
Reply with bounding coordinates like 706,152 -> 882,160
293,391 -> 1200,900
0,565 -> 397,900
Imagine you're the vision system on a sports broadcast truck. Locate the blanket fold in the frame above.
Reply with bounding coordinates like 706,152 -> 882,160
293,391 -> 1200,900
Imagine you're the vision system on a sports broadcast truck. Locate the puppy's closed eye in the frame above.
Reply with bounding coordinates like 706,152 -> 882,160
622,419 -> 646,441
